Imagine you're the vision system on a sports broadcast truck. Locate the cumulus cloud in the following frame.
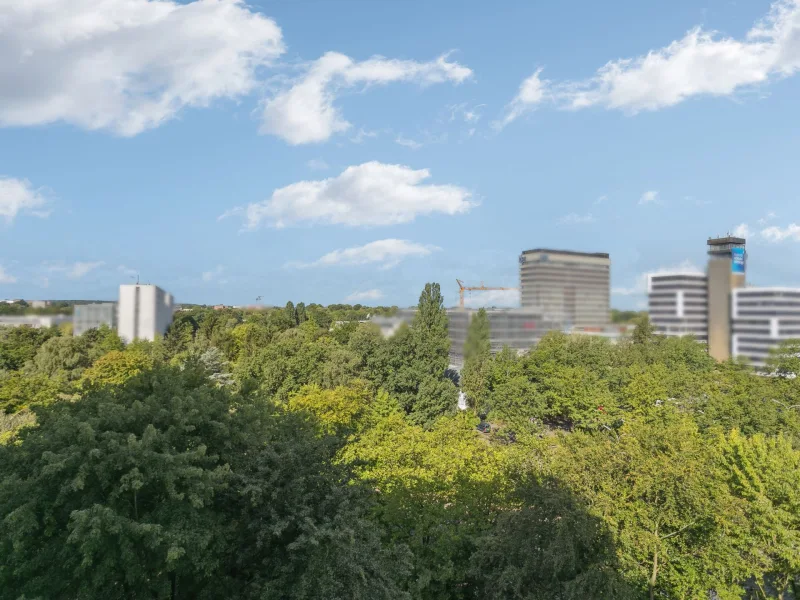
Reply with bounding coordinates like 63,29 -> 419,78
559,212 -> 595,224
222,161 -> 474,229
47,261 -> 105,279
0,0 -> 284,136
0,265 -> 17,284
345,289 -> 384,303
613,260 -> 703,297
639,190 -> 660,205
499,0 -> 800,125
463,288 -> 520,308
0,177 -> 51,223
260,52 -> 472,144
733,223 -> 754,238
288,239 -> 438,270
761,223 -> 800,242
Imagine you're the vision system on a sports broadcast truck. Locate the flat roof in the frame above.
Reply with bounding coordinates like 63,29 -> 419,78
521,248 -> 609,259
707,236 -> 745,245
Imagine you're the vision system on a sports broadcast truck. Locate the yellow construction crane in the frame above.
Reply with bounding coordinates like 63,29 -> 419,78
456,279 -> 518,309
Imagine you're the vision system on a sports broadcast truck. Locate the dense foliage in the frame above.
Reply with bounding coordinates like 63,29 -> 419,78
1,289 -> 799,599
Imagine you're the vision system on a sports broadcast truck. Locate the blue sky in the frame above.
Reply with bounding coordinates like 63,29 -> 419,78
1,0 -> 799,309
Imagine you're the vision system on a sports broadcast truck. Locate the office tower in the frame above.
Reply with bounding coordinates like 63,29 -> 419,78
73,302 -> 117,336
732,288 -> 800,368
519,248 -> 610,328
117,284 -> 174,343
706,236 -> 746,361
647,273 -> 708,342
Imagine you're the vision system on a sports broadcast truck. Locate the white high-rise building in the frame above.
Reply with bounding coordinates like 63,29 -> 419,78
647,273 -> 708,342
117,284 -> 174,343
732,288 -> 800,368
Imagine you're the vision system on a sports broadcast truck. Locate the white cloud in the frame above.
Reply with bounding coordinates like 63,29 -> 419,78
0,266 -> 17,284
594,194 -> 608,205
639,190 -> 660,205
0,0 -> 284,136
47,261 -> 105,279
757,210 -> 777,225
495,68 -> 548,128
463,288 -> 520,308
614,260 -> 702,297
307,159 -> 330,170
395,135 -> 423,150
761,223 -> 800,242
349,128 -> 379,144
223,161 -> 474,229
0,177 -> 51,223
499,0 -> 800,124
288,239 -> 438,270
118,265 -> 139,278
345,289 -> 384,303
733,223 -> 753,238
260,51 -> 472,144
202,265 -> 225,282
448,102 -> 485,123
559,212 -> 595,224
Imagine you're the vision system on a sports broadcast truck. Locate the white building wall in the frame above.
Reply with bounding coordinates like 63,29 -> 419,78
732,288 -> 800,368
117,284 -> 175,343
647,273 -> 708,342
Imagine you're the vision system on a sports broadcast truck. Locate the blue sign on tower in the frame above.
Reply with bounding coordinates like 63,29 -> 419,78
732,247 -> 745,274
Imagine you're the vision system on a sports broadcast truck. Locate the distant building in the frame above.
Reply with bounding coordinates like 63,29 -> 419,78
448,308 -> 564,369
732,288 -> 800,368
73,302 -> 117,336
647,273 -> 708,342
117,284 -> 175,343
707,236 -> 747,361
29,300 -> 51,309
519,248 -> 610,328
371,308 -> 564,371
0,315 -> 71,328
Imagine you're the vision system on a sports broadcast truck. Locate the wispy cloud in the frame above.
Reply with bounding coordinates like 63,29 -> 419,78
594,194 -> 608,205
345,289 -> 384,303
559,212 -> 595,224
287,239 -> 439,270
307,159 -> 329,170
639,190 -> 660,205
47,261 -> 105,279
395,135 -> 423,150
463,288 -> 520,308
613,260 -> 702,297
0,265 -> 17,284
202,265 -> 225,282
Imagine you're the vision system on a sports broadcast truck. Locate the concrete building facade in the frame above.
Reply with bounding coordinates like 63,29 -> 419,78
732,288 -> 800,368
117,284 -> 174,343
647,273 -> 708,342
706,236 -> 746,361
0,315 -> 71,329
519,248 -> 610,328
73,302 -> 117,336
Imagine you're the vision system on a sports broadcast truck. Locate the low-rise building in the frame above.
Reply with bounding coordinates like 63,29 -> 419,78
0,315 -> 71,328
73,302 -> 117,336
732,288 -> 800,368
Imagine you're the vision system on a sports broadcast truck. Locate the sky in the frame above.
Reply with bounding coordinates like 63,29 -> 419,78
1,0 -> 799,309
